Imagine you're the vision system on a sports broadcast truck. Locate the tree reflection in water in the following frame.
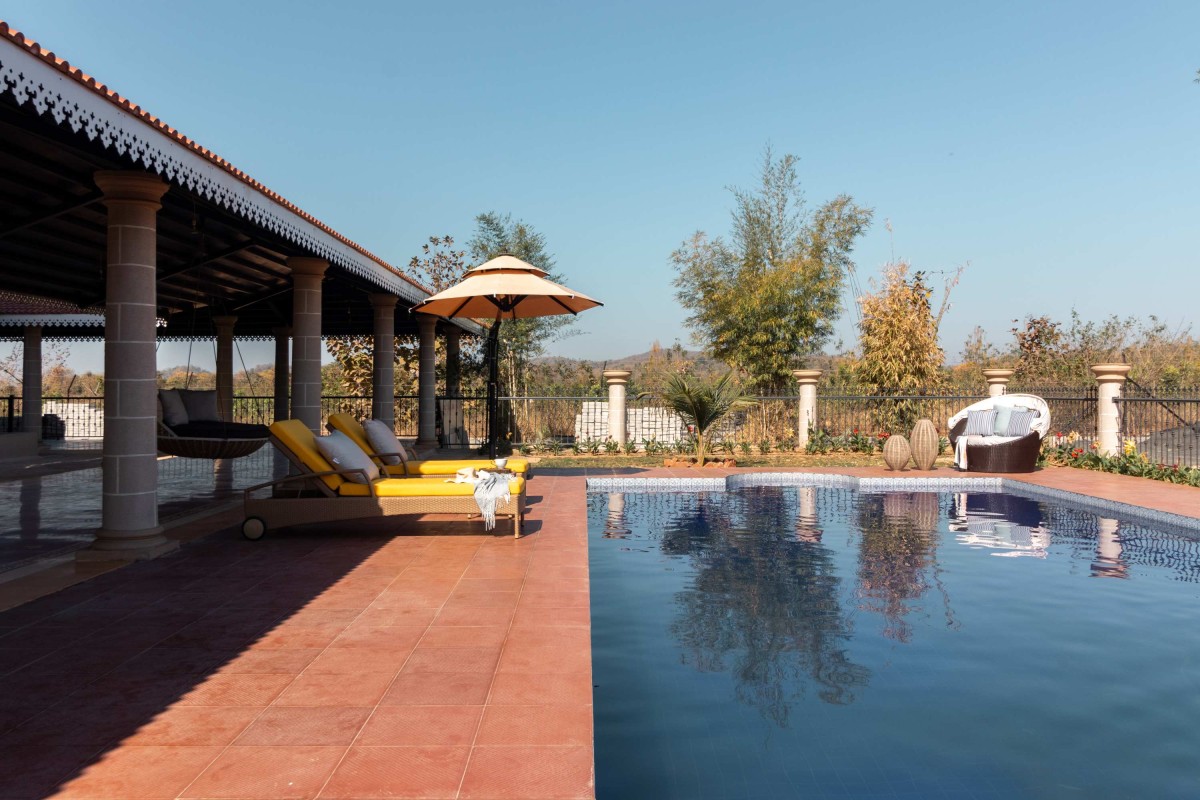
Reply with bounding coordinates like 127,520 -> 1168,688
660,488 -> 869,727
855,492 -> 957,643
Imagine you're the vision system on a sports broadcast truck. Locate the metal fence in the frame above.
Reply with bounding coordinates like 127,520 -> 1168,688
815,392 -> 988,436
1117,386 -> 1200,468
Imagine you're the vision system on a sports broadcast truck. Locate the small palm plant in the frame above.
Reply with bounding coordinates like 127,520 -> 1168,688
659,371 -> 757,464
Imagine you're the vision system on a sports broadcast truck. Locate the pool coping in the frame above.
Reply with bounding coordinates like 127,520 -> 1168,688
584,473 -> 1200,534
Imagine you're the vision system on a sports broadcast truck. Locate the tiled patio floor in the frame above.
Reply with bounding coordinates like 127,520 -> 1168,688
0,474 -> 593,800
0,462 -> 1196,799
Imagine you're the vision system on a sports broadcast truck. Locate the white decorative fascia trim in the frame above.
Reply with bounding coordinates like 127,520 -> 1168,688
0,313 -> 106,327
0,37 -> 426,305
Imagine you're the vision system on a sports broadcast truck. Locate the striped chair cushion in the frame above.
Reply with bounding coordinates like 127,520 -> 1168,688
965,409 -> 997,437
1005,409 -> 1037,437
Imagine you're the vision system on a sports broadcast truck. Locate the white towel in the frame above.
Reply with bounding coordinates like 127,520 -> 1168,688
472,470 -> 511,531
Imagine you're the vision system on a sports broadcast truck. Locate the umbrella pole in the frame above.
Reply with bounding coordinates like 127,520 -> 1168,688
486,318 -> 501,460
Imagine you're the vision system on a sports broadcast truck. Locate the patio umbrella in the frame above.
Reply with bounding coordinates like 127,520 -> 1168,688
412,254 -> 602,458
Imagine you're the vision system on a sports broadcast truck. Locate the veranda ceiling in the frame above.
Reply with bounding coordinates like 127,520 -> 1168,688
0,24 -> 476,342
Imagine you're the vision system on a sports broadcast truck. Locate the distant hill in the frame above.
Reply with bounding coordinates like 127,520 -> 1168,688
533,349 -> 712,368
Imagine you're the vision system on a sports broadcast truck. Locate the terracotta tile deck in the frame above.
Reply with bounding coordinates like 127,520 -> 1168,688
0,464 -> 1196,799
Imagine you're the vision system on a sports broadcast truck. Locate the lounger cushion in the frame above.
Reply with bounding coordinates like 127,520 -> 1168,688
337,475 -> 526,497
159,389 -> 189,427
179,389 -> 221,422
393,459 -> 530,477
316,431 -> 380,484
363,419 -> 408,465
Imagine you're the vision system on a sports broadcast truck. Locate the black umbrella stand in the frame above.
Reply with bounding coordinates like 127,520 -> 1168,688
485,318 -> 501,459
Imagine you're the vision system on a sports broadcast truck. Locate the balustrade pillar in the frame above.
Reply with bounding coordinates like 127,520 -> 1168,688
981,368 -> 1015,398
1090,363 -> 1131,457
792,369 -> 822,450
603,370 -> 632,446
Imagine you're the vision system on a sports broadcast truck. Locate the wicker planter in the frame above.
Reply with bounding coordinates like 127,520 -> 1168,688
883,434 -> 911,471
910,419 -> 939,470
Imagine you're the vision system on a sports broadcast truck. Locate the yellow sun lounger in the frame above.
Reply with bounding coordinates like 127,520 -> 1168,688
326,413 -> 531,478
242,420 -> 526,540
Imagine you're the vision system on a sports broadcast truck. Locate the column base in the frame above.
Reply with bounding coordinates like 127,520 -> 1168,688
77,528 -> 178,562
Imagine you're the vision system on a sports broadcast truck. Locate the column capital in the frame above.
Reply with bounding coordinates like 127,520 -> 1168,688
369,293 -> 399,309
792,369 -> 822,386
981,368 -> 1015,383
94,170 -> 169,208
416,313 -> 438,333
286,256 -> 329,277
603,369 -> 632,387
1090,363 -> 1132,384
212,315 -> 237,331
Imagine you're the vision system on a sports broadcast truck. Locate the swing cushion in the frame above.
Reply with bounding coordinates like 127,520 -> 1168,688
159,390 -> 189,427
180,389 -> 221,422
166,421 -> 269,439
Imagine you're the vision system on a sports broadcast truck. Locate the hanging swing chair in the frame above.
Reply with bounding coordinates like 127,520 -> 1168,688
156,314 -> 269,459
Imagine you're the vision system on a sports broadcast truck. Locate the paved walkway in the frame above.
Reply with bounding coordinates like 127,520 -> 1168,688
0,463 -> 1196,799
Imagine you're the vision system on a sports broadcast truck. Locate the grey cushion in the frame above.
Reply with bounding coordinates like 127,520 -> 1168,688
159,389 -> 190,427
965,409 -> 997,437
316,430 -> 380,484
363,419 -> 408,466
1005,409 -> 1037,437
179,389 -> 221,422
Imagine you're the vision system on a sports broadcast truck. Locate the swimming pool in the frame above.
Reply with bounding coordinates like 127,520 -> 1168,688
587,484 -> 1200,799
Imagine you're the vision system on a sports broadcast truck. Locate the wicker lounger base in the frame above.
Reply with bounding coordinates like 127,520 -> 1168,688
948,420 -> 1041,473
243,493 -> 525,539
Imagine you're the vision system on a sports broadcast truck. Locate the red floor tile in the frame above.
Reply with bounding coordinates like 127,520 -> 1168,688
401,646 -> 501,674
55,745 -> 224,799
179,673 -> 295,706
319,745 -> 470,799
123,705 -> 262,746
488,672 -> 594,706
180,745 -> 345,799
380,672 -> 494,706
476,705 -> 593,746
458,745 -> 594,799
235,706 -> 372,746
356,705 -> 483,746
273,672 -> 393,707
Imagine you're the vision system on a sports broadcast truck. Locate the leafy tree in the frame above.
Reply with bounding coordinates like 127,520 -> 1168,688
671,148 -> 872,393
659,370 -> 757,463
407,235 -> 469,293
856,262 -> 947,432
468,212 -> 575,397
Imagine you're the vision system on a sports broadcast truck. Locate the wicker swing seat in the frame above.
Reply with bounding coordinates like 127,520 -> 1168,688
157,420 -> 269,459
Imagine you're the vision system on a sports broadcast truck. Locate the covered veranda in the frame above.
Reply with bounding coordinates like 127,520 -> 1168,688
0,23 -> 473,562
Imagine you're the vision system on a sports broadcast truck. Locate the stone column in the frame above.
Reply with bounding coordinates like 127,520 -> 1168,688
792,369 -> 822,450
370,294 -> 397,427
272,327 -> 290,423
86,170 -> 174,559
416,314 -> 438,447
21,325 -> 41,439
603,370 -> 632,446
444,326 -> 461,398
212,315 -> 236,422
287,257 -> 328,433
981,368 -> 1015,398
1090,363 -> 1131,457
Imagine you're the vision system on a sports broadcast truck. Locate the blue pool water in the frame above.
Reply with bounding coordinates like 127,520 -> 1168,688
587,487 -> 1200,799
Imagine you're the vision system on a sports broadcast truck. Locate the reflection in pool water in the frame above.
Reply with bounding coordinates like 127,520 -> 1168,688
589,486 -> 1200,799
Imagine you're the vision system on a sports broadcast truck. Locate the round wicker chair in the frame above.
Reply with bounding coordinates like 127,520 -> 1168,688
947,394 -> 1050,473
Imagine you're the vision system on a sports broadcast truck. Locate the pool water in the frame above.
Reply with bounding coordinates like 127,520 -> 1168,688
588,487 -> 1200,799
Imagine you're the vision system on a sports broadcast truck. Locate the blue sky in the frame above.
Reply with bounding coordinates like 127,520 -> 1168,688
4,1 -> 1198,372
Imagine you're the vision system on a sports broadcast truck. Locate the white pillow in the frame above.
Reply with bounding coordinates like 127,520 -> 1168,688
179,389 -> 221,422
363,419 -> 408,466
316,430 -> 380,484
159,389 -> 189,427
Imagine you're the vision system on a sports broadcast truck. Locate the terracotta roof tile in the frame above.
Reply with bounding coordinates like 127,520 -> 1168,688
0,21 -> 431,297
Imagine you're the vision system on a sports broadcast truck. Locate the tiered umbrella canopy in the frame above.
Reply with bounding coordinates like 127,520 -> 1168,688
413,255 -> 602,456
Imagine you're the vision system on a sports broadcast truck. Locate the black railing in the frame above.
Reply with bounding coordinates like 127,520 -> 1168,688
1116,386 -> 1200,468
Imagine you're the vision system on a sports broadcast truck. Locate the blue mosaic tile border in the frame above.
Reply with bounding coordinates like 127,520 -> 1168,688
584,473 -> 1200,533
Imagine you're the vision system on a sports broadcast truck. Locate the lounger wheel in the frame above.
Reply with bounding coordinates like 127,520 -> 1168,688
242,517 -> 266,541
